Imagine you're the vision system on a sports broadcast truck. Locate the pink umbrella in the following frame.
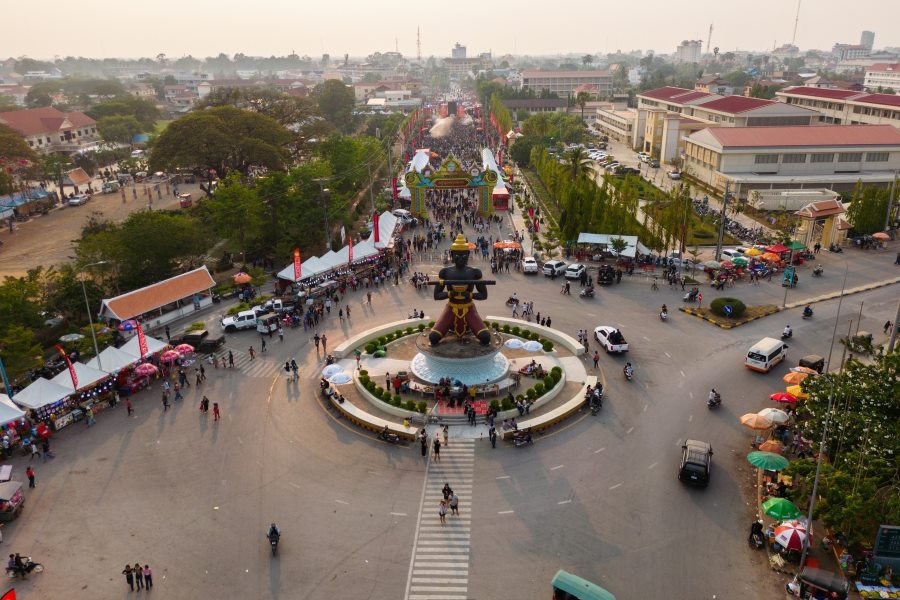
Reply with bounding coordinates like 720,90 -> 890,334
134,363 -> 159,376
174,344 -> 194,354
159,350 -> 181,363
770,392 -> 798,404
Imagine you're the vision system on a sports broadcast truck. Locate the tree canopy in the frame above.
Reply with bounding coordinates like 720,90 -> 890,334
313,80 -> 356,132
87,97 -> 160,130
0,123 -> 38,195
846,180 -> 894,234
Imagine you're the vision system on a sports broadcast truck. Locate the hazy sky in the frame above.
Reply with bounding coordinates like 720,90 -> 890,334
6,0 -> 899,60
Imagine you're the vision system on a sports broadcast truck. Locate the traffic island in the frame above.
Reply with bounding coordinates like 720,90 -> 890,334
681,304 -> 780,329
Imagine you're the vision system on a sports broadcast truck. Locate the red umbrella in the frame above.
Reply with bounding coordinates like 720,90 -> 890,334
134,363 -> 159,376
774,522 -> 808,551
174,343 -> 194,354
233,272 -> 252,284
159,350 -> 181,363
770,392 -> 798,404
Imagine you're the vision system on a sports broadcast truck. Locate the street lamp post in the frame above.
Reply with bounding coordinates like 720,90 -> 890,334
313,178 -> 332,251
81,261 -> 108,371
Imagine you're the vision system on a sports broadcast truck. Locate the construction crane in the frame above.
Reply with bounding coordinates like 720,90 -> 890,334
706,24 -> 713,54
417,26 -> 421,62
791,0 -> 801,46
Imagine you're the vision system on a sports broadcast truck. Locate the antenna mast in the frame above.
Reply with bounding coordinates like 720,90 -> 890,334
791,0 -> 801,46
417,26 -> 421,61
707,24 -> 713,54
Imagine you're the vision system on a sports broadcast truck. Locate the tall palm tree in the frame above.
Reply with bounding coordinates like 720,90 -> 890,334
575,91 -> 591,121
565,147 -> 593,181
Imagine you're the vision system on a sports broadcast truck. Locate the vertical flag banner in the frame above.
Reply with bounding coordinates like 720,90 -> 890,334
348,238 -> 353,263
392,177 -> 398,200
55,345 -> 78,390
293,248 -> 301,281
136,323 -> 149,357
0,356 -> 13,398
373,212 -> 380,244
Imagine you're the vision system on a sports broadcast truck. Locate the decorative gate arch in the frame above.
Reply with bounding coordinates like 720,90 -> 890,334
404,154 -> 497,217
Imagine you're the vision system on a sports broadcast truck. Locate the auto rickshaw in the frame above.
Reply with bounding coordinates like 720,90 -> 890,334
551,570 -> 616,600
101,181 -> 120,194
794,566 -> 849,599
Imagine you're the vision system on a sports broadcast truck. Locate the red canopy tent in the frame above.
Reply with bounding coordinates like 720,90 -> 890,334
765,243 -> 790,254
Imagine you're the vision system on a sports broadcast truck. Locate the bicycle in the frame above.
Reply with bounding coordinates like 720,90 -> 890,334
650,278 -> 659,291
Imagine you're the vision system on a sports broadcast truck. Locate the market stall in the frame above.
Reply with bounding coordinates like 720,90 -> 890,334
51,362 -> 116,426
11,377 -> 74,428
120,334 -> 170,359
85,346 -> 141,374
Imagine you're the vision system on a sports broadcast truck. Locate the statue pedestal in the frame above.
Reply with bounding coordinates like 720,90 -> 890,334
410,334 -> 509,386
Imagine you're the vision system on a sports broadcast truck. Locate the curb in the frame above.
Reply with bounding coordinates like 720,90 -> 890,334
679,306 -> 780,330
784,276 -> 900,310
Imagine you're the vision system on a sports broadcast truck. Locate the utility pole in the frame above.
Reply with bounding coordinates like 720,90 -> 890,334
888,296 -> 900,353
791,0 -> 802,46
885,170 -> 897,231
715,181 -> 729,261
314,178 -> 331,251
366,164 -> 375,213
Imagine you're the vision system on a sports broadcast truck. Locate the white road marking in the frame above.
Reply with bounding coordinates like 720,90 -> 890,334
391,512 -> 408,517
626,427 -> 634,434
550,464 -> 564,471
609,483 -> 622,490
642,336 -> 650,342
495,475 -> 510,480
648,462 -> 658,470
237,437 -> 243,445
594,447 -> 606,454
688,415 -> 693,422
334,499 -> 349,505
665,352 -> 671,358
689,392 -> 694,399
497,510 -> 514,515
558,499 -> 572,505
289,482 -> 301,489
643,404 -> 648,412
680,370 -> 686,377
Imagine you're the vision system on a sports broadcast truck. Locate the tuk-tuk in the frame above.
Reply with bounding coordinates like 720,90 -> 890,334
797,566 -> 849,599
178,193 -> 193,208
0,480 -> 25,522
551,570 -> 616,600
798,354 -> 825,374
101,181 -> 120,194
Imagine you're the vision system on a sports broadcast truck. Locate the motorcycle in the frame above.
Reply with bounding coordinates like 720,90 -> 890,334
749,521 -> 765,550
802,308 -> 814,320
6,557 -> 43,578
660,310 -> 668,321
505,296 -> 520,306
812,265 -> 823,277
623,367 -> 634,382
590,393 -> 603,416
267,530 -> 280,556
325,354 -> 336,365
828,243 -> 843,253
707,392 -> 722,409
580,286 -> 595,298
781,329 -> 793,340
379,429 -> 401,444
683,287 -> 699,303
513,434 -> 534,447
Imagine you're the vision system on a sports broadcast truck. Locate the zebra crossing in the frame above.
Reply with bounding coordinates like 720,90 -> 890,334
405,437 -> 475,600
210,348 -> 283,379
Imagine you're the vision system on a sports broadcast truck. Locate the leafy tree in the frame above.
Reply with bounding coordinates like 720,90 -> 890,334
509,137 -> 535,168
0,123 -> 38,195
40,154 -> 73,197
522,113 -> 552,139
201,172 -> 263,256
0,325 -> 44,380
722,70 -> 753,87
40,263 -> 104,323
575,91 -> 591,120
515,108 -> 530,123
846,181 -> 893,234
314,80 -> 356,132
87,97 -> 159,129
564,147 -> 593,180
582,54 -> 594,66
148,106 -> 291,188
97,115 -> 143,145
610,237 -> 628,255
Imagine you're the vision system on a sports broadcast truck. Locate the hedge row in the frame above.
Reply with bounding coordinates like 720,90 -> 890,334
490,366 -> 563,411
358,372 -> 427,413
362,323 -> 429,354
488,321 -> 554,352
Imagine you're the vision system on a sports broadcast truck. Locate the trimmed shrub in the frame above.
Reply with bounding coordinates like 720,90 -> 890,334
491,321 -> 500,331
710,297 -> 747,319
427,321 -> 435,328
550,366 -> 562,378
544,375 -> 555,389
417,401 -> 427,413
511,326 -> 521,336
359,370 -> 369,377
359,374 -> 370,385
500,397 -> 514,411
542,340 -> 554,352
489,399 -> 500,411
405,400 -> 417,412
366,380 -> 376,393
502,324 -> 511,333
365,342 -> 376,354
227,302 -> 250,316
515,394 -> 524,402
405,327 -> 414,335
187,321 -> 206,331
374,387 -> 385,400
377,336 -> 387,346
394,329 -> 404,337
417,323 -> 426,332
393,394 -> 402,406
534,383 -> 545,396
526,387 -> 537,401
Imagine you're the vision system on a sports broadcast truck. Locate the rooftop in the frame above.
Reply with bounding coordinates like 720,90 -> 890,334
522,69 -> 610,78
695,96 -> 773,114
0,106 -> 95,137
778,86 -> 863,100
694,124 -> 900,149
639,86 -> 714,103
866,63 -> 900,73
99,267 -> 216,321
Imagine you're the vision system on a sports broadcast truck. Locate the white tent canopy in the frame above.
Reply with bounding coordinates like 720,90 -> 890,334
86,346 -> 140,373
0,394 -> 25,424
11,377 -> 73,410
51,362 -> 110,392
373,211 -> 397,249
120,335 -> 169,359
276,255 -> 334,284
352,238 -> 379,260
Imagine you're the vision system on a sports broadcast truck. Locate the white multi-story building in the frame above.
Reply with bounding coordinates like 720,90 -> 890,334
683,124 -> 900,198
776,86 -> 900,127
864,63 -> 900,92
593,107 -> 636,143
520,70 -> 612,97
675,40 -> 702,63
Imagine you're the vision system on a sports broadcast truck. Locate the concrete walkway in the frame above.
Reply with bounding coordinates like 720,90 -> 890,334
784,275 -> 900,309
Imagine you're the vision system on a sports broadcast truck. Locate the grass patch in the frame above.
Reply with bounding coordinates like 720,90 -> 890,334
642,200 -> 739,247
681,304 -> 779,328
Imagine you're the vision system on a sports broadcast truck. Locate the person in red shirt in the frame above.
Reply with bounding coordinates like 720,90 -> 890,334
25,466 -> 35,488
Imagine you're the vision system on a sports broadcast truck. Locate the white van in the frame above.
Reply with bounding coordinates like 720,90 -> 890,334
745,337 -> 788,373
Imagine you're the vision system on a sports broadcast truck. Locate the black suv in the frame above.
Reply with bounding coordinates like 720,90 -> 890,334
678,440 -> 713,487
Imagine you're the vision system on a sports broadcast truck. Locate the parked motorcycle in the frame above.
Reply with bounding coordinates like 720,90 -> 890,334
580,286 -> 595,298
379,427 -> 401,444
749,521 -> 765,550
812,265 -> 823,277
683,287 -> 699,302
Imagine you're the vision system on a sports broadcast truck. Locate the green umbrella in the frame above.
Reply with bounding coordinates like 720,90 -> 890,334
704,260 -> 721,269
762,497 -> 802,520
747,451 -> 790,471
786,240 -> 806,251
732,256 -> 748,266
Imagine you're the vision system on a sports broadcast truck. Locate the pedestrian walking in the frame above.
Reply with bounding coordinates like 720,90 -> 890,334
143,565 -> 153,589
200,396 -> 210,413
449,492 -> 459,516
697,292 -> 703,307
338,308 -> 344,322
162,391 -> 170,411
260,338 -> 267,353
546,316 -> 552,328
439,499 -> 448,524
41,438 -> 52,461
195,369 -> 202,386
122,565 -> 134,591
366,291 -> 372,305
314,334 -> 320,350
420,432 -> 427,457
248,346 -> 256,360
228,350 -> 235,368
213,402 -> 220,421
885,321 -> 893,335
165,325 -> 170,341
278,327 -> 284,342
433,437 -> 441,461
134,562 -> 144,590
321,334 -> 327,353
85,407 -> 96,427
25,466 -> 35,488
489,426 -> 497,448
593,351 -> 600,369
174,383 -> 183,401
355,349 -> 362,370
290,359 -> 298,381
30,442 -> 39,460
511,303 -> 519,318
442,424 -> 449,447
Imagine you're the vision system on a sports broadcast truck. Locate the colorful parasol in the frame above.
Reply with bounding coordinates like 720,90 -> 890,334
174,344 -> 194,354
758,407 -> 790,424
770,392 -> 798,404
741,413 -> 774,430
872,232 -> 890,241
786,385 -> 809,400
118,319 -> 140,332
783,371 -> 808,385
758,439 -> 784,454
233,272 -> 252,284
747,451 -> 790,471
786,240 -> 806,251
763,497 -> 802,520
134,363 -> 159,376
493,240 -> 521,249
774,522 -> 808,551
790,366 -> 819,375
732,256 -> 748,266
744,248 -> 763,256
720,260 -> 735,269
762,253 -> 782,262
159,350 -> 181,363
704,260 -> 721,269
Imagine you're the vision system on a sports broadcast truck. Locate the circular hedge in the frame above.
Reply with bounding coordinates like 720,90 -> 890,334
710,297 -> 746,318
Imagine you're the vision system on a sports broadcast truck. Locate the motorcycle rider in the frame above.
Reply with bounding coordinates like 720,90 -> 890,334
507,292 -> 519,305
623,363 -> 634,379
803,305 -> 813,318
660,304 -> 668,317
708,388 -> 720,406
783,324 -> 793,338
267,523 -> 281,544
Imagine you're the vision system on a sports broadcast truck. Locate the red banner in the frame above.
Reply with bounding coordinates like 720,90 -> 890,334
55,345 -> 78,391
392,177 -> 398,200
293,248 -> 301,281
528,207 -> 534,219
348,238 -> 353,263
137,323 -> 149,357
533,218 -> 540,233
373,212 -> 380,244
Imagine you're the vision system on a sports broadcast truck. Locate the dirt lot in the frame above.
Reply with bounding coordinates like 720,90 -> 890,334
0,181 -> 204,279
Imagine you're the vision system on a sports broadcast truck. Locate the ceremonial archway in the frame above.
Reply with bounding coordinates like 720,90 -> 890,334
404,154 -> 497,217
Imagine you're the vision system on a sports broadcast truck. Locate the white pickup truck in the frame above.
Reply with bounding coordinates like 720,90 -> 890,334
594,326 -> 629,354
221,309 -> 259,332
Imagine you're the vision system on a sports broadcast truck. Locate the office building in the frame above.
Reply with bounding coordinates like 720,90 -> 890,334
520,70 -> 612,97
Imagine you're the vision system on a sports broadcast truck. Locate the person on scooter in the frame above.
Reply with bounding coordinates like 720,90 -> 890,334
783,324 -> 792,338
708,388 -> 720,406
267,523 -> 281,544
623,363 -> 634,380
660,304 -> 668,318
803,305 -> 813,318
749,520 -> 764,545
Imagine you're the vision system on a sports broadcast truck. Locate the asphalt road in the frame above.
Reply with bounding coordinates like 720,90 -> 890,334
6,216 -> 898,598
